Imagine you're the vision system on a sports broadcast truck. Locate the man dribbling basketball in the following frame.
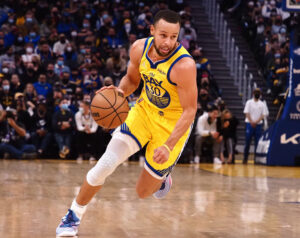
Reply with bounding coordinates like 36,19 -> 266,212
56,9 -> 197,237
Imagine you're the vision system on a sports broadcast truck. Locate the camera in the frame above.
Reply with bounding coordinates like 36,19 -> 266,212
6,109 -> 15,119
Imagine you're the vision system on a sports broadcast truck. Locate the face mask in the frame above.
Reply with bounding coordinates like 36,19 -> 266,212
3,85 -> 10,91
61,104 -> 69,110
196,63 -> 201,69
57,60 -> 64,66
79,107 -> 84,113
71,31 -> 77,37
193,55 -> 200,61
80,49 -> 86,54
26,47 -> 33,54
29,32 -> 36,38
66,46 -> 72,52
254,93 -> 260,99
17,36 -> 23,42
85,14 -> 91,19
26,17 -> 33,23
202,81 -> 209,88
2,67 -> 9,74
62,78 -> 69,84
185,35 -> 192,40
257,25 -> 265,34
27,68 -> 34,73
184,24 -> 191,28
8,18 -> 14,24
83,23 -> 90,28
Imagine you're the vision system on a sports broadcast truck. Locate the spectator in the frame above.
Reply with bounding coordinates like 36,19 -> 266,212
46,63 -> 59,85
33,73 -> 52,98
37,41 -> 53,66
75,99 -> 98,162
0,108 -> 36,159
10,74 -> 23,94
54,55 -> 70,76
30,96 -> 53,157
82,65 -> 102,94
0,46 -> 15,69
23,83 -> 38,111
243,88 -> 269,164
21,43 -> 38,65
0,79 -> 14,109
178,20 -> 197,42
219,109 -> 235,164
52,98 -> 75,159
53,33 -> 69,57
60,71 -> 76,97
194,105 -> 222,164
63,43 -> 78,67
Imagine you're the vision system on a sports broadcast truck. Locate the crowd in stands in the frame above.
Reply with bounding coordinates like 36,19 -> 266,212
0,0 -> 236,164
224,0 -> 296,105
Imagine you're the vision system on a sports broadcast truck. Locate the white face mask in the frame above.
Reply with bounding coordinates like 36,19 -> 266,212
26,47 -> 33,54
67,46 -> 72,52
71,31 -> 77,37
257,25 -> 265,34
2,67 -> 9,74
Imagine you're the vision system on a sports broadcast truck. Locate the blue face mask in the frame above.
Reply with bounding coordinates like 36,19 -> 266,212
57,60 -> 64,66
80,49 -> 86,54
26,18 -> 33,23
185,35 -> 192,40
17,36 -> 23,42
3,85 -> 10,91
196,63 -> 201,69
61,104 -> 69,110
83,23 -> 90,28
8,18 -> 14,24
30,32 -> 36,38
85,14 -> 91,19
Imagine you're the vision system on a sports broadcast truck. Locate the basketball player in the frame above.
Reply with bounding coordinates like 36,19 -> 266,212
56,9 -> 197,236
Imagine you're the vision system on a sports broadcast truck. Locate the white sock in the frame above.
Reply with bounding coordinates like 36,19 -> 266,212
70,199 -> 87,220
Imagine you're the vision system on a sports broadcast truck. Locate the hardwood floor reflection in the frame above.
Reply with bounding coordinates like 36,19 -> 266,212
1,159 -> 300,238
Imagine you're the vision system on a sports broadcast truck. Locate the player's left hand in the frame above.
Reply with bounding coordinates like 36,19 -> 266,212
153,146 -> 169,164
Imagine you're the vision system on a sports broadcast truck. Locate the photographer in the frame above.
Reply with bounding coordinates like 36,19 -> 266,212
0,108 -> 36,159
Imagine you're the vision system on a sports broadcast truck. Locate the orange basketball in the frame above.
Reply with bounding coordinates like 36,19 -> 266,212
90,88 -> 129,129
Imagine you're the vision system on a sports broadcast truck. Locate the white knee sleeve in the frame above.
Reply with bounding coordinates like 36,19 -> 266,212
86,130 -> 139,186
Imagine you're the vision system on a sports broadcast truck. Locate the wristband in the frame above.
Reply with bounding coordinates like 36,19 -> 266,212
162,144 -> 171,153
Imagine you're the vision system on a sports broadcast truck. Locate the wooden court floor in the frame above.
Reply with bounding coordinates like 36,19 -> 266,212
1,159 -> 300,238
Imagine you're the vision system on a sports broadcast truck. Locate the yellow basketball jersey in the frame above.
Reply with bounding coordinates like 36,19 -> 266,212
139,37 -> 192,120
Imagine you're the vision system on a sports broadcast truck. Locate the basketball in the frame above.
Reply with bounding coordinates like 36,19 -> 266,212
90,88 -> 129,129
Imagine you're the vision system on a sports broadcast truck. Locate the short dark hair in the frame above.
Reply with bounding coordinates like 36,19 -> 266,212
153,10 -> 181,26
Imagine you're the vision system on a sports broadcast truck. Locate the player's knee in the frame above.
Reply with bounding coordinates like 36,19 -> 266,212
86,151 -> 118,186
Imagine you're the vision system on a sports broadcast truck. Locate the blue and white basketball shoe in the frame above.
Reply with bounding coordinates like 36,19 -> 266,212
153,174 -> 172,199
56,209 -> 80,237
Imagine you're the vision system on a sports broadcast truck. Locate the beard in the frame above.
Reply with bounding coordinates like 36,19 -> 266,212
153,39 -> 177,57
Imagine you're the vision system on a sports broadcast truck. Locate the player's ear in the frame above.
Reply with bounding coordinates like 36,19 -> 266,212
150,24 -> 155,36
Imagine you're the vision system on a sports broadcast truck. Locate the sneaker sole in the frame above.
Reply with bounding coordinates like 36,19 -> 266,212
56,229 -> 78,237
